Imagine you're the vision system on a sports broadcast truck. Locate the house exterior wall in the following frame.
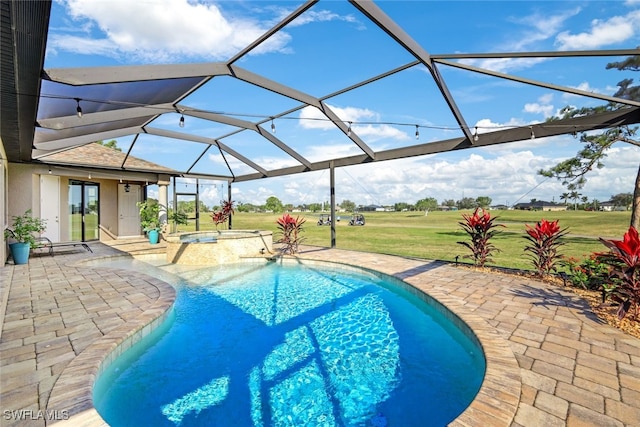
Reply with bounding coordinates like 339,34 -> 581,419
96,178 -> 118,241
6,163 -> 142,247
7,163 -> 35,220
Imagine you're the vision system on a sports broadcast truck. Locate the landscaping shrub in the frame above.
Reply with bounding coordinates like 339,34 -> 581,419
457,208 -> 504,268
598,226 -> 640,320
561,255 -> 611,291
523,219 -> 568,277
276,213 -> 306,254
211,200 -> 235,230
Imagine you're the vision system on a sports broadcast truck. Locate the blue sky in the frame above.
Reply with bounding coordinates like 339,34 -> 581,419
44,0 -> 640,208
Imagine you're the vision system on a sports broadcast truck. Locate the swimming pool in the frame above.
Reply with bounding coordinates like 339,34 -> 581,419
93,260 -> 485,426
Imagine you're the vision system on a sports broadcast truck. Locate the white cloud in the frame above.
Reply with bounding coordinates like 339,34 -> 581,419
298,105 -> 409,141
555,10 -> 640,49
288,10 -> 359,27
299,105 -> 378,130
461,8 -> 579,73
222,141 -> 640,208
523,103 -> 554,118
461,57 -> 549,74
53,0 -> 290,61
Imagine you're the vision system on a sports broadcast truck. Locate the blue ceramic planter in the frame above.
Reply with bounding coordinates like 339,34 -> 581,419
9,242 -> 31,264
148,229 -> 160,245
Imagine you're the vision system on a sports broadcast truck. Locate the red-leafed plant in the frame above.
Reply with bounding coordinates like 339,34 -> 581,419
276,213 -> 306,255
457,208 -> 504,268
598,226 -> 640,320
523,219 -> 568,277
211,200 -> 235,230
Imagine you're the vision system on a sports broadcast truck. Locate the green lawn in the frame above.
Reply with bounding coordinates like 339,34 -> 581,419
178,210 -> 631,271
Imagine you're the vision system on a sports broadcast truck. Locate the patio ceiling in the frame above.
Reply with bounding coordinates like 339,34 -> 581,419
3,0 -> 640,183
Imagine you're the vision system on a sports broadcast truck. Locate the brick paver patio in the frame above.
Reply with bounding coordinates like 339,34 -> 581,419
1,241 -> 639,426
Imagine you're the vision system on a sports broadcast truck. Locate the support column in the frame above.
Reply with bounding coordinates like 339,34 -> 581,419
330,161 -> 336,248
157,174 -> 171,228
228,181 -> 233,230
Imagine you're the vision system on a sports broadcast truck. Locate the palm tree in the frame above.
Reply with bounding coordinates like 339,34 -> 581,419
569,191 -> 582,210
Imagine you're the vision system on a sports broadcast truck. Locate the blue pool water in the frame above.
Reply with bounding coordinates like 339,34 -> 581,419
93,261 -> 485,426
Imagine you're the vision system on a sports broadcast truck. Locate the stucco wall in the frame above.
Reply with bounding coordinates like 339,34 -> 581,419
7,163 -> 35,220
6,163 -> 133,245
96,179 -> 118,241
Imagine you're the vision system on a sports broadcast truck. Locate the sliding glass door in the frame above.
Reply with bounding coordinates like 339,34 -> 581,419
69,180 -> 100,241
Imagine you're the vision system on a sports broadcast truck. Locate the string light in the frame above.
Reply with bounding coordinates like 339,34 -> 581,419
74,98 -> 82,118
415,125 -> 419,140
45,94 -> 603,140
473,126 -> 479,142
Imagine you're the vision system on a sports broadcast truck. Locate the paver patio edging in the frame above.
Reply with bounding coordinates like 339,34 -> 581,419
46,261 -> 176,426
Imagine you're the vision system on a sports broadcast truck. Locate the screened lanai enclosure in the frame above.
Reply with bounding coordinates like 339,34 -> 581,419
2,0 -> 640,248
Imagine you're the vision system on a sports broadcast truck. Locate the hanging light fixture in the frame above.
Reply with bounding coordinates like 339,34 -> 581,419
530,126 -> 535,139
347,122 -> 352,136
74,98 -> 82,118
124,183 -> 131,193
473,126 -> 479,142
572,127 -> 578,138
415,125 -> 420,140
271,119 -> 276,133
179,114 -> 185,128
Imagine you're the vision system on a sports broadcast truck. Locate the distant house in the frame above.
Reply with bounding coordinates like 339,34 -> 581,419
360,205 -> 385,212
438,205 -> 458,211
599,201 -> 627,212
512,201 -> 567,211
490,204 -> 509,210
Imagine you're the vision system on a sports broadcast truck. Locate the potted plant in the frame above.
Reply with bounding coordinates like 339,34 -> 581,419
4,209 -> 47,264
137,200 -> 161,244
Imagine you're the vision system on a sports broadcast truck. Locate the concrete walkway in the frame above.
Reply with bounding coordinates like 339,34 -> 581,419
0,242 -> 639,426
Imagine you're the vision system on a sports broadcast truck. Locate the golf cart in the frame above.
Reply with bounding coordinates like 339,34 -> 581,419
348,214 -> 365,226
317,214 -> 331,225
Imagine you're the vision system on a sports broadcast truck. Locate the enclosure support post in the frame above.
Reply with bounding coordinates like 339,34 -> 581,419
158,174 -> 170,227
195,178 -> 200,231
228,181 -> 233,230
330,161 -> 336,248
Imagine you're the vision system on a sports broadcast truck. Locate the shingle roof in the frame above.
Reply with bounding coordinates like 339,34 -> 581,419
40,142 -> 178,174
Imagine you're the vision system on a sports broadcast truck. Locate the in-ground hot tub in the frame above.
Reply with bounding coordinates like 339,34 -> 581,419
164,230 -> 273,265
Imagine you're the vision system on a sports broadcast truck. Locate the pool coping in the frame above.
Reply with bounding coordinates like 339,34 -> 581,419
47,254 -> 520,426
47,257 -> 177,426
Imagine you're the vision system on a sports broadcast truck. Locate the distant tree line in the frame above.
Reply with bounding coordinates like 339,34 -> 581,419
230,195 -> 497,213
